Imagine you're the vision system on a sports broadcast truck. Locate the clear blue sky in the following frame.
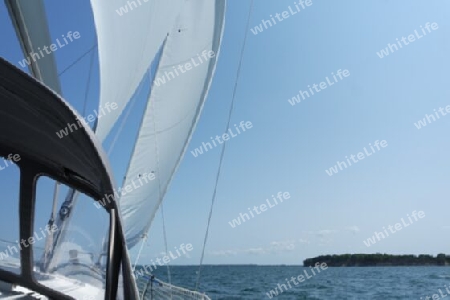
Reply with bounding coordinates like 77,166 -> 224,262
1,0 -> 450,267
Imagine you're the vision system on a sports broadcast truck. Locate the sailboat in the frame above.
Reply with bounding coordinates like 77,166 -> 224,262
0,0 -> 229,299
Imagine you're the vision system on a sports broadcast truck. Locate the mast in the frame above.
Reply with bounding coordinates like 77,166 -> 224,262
5,0 -> 62,94
41,189 -> 80,271
5,0 -> 67,271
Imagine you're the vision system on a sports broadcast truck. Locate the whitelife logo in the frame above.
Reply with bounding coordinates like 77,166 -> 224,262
228,192 -> 291,228
190,121 -> 253,158
134,243 -> 193,280
250,0 -> 313,35
0,154 -> 21,172
266,262 -> 328,298
0,225 -> 58,261
288,69 -> 350,106
363,210 -> 425,247
376,22 -> 439,58
94,172 -> 156,209
153,50 -> 216,87
325,140 -> 388,176
56,102 -> 118,139
414,105 -> 450,129
19,31 -> 81,68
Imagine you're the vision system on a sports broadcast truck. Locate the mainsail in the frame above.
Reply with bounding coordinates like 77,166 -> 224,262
5,0 -> 62,94
118,0 -> 226,249
90,0 -> 185,141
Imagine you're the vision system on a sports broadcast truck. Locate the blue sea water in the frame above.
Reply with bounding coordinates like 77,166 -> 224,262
137,265 -> 450,299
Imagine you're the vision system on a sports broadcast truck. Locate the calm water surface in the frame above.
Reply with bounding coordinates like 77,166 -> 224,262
137,265 -> 450,299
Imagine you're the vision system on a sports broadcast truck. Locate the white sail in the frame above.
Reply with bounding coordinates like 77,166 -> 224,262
90,0 -> 186,141
5,0 -> 62,94
119,0 -> 226,248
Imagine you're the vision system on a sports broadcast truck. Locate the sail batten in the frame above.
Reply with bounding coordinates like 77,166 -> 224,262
118,0 -> 227,249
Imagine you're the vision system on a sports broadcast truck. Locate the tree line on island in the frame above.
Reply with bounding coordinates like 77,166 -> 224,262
303,254 -> 450,267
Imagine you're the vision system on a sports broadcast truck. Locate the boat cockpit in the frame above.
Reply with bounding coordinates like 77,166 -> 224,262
0,58 -> 139,299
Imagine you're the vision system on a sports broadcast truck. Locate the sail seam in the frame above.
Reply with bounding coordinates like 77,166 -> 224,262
119,35 -> 169,237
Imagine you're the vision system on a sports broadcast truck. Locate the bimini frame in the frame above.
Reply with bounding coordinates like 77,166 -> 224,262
0,57 -> 139,300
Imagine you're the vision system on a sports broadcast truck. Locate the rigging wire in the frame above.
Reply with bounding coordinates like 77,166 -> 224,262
82,46 -> 96,116
43,182 -> 60,265
69,46 -> 96,213
104,64 -> 152,270
126,62 -> 174,289
105,61 -> 147,156
57,43 -> 96,222
43,40 -> 97,269
72,40 -> 153,277
160,202 -> 172,285
195,0 -> 254,291
150,81 -> 173,286
58,44 -> 97,77
129,39 -> 173,285
133,233 -> 148,272
103,49 -> 155,280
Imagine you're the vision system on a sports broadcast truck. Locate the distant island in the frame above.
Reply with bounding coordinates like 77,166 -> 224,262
304,254 -> 450,267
